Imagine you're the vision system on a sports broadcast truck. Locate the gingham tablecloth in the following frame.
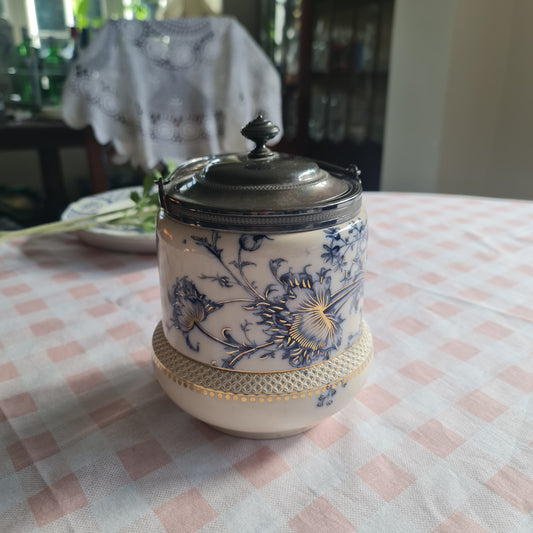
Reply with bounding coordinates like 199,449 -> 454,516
1,192 -> 532,533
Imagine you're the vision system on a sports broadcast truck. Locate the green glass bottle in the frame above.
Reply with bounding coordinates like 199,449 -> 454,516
11,28 -> 41,110
41,38 -> 66,107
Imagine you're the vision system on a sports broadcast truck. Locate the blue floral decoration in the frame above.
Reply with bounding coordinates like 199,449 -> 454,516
317,385 -> 337,407
168,221 -> 367,370
168,276 -> 222,351
317,381 -> 348,408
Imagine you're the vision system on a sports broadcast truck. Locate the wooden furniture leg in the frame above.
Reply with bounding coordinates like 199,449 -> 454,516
37,147 -> 69,220
84,127 -> 107,193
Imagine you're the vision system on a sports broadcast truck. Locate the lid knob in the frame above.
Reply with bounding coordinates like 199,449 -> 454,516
241,115 -> 280,159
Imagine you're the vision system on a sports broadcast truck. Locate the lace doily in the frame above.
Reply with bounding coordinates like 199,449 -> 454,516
62,17 -> 282,169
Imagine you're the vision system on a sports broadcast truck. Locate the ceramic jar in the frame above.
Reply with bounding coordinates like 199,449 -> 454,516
153,116 -> 373,438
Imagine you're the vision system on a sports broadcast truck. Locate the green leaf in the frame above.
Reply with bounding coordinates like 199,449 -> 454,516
72,0 -> 89,19
142,219 -> 155,232
72,0 -> 90,28
130,191 -> 141,203
165,158 -> 180,173
142,174 -> 153,197
133,5 -> 149,20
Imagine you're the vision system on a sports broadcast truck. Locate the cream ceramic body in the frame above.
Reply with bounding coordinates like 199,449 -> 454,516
152,319 -> 373,438
157,208 -> 368,372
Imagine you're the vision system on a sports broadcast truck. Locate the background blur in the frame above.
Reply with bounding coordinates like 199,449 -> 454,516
0,0 -> 532,227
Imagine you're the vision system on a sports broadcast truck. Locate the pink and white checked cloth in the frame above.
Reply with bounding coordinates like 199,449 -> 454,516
1,192 -> 532,532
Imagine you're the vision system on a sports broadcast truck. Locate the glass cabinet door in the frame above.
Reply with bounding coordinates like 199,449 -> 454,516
260,0 -> 303,142
260,0 -> 394,190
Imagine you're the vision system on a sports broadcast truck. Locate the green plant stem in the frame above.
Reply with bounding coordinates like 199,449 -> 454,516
0,205 -> 156,244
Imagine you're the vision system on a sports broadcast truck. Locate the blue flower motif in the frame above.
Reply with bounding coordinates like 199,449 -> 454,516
322,219 -> 368,275
317,380 -> 348,407
317,385 -> 337,407
321,243 -> 341,264
169,277 -> 222,350
324,228 -> 342,240
239,234 -> 272,252
255,267 -> 345,368
169,225 -> 365,369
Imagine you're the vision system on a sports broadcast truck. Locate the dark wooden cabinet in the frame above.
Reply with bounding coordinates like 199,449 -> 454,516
260,0 -> 394,190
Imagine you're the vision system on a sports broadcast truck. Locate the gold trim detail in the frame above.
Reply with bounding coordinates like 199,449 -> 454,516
152,320 -> 373,401
160,321 -> 367,374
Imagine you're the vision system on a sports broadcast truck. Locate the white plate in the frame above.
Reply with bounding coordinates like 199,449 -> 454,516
61,187 -> 157,254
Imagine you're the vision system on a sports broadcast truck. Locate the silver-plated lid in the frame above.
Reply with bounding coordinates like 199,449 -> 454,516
158,116 -> 363,233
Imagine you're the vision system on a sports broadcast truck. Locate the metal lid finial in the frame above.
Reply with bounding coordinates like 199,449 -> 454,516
241,115 -> 280,159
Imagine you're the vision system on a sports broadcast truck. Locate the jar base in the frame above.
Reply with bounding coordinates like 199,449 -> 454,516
207,424 -> 317,440
152,319 -> 373,439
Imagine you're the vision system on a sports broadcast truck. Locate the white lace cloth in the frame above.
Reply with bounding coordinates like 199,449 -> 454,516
62,17 -> 282,169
